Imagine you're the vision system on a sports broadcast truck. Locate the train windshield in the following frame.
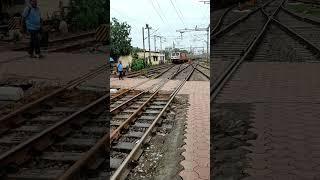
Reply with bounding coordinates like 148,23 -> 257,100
171,52 -> 180,56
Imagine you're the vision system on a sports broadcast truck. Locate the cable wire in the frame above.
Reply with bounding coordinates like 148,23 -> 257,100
169,0 -> 186,28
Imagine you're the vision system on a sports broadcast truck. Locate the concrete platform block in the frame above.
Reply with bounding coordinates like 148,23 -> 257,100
0,87 -> 24,101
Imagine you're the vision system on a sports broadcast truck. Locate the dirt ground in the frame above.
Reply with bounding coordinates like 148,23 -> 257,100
127,95 -> 189,180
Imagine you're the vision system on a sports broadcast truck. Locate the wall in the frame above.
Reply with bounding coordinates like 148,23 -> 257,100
137,52 -> 165,65
117,52 -> 166,69
118,55 -> 132,67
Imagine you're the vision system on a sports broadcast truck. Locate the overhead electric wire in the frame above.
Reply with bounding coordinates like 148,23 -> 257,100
149,0 -> 166,24
154,0 -> 169,23
169,0 -> 186,28
152,0 -> 176,34
173,0 -> 185,21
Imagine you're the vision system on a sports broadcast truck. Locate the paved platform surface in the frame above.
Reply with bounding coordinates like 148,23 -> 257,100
0,52 -> 106,87
216,62 -> 320,179
111,78 -> 210,179
179,81 -> 210,180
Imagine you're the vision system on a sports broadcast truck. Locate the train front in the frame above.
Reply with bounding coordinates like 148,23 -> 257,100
170,52 -> 181,64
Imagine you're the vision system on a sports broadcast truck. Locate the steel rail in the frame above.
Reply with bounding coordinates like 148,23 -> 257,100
212,0 -> 275,38
211,0 -> 285,102
0,65 -> 107,134
110,64 -> 178,104
111,64 -> 177,113
126,64 -> 172,78
171,64 -> 192,79
0,93 -> 109,170
12,31 -> 96,51
110,89 -> 131,102
111,91 -> 145,114
281,5 -> 320,26
194,67 -> 210,80
272,18 -> 320,55
60,66 -> 185,179
110,64 -> 181,144
110,63 -> 196,180
197,63 -> 210,70
152,64 -> 176,79
211,5 -> 236,34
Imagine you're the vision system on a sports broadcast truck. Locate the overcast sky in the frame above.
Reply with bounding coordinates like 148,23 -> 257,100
110,0 -> 210,54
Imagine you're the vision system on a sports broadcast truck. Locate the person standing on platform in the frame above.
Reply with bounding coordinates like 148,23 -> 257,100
117,60 -> 124,80
22,0 -> 42,58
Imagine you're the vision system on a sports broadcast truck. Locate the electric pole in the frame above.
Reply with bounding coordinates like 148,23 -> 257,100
146,24 -> 152,65
153,35 -> 165,51
207,25 -> 210,63
159,36 -> 163,51
142,27 -> 146,67
154,35 -> 157,52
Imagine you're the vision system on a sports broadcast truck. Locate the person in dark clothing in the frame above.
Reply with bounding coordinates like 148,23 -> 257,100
117,61 -> 124,80
22,0 -> 42,58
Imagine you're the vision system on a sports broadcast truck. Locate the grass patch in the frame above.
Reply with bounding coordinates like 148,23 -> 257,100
287,3 -> 320,17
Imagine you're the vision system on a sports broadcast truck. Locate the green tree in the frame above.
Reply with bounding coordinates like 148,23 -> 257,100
132,47 -> 143,55
111,18 -> 132,60
68,0 -> 109,30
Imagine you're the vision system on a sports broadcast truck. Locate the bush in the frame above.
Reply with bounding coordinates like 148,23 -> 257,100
130,58 -> 150,71
131,58 -> 144,71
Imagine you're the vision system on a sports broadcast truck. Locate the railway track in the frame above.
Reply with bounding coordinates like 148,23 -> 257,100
125,64 -> 174,79
216,6 -> 251,32
277,4 -> 320,49
191,63 -> 210,81
212,1 -> 271,82
0,65 -> 107,179
111,64 -> 189,109
212,0 -> 320,178
12,31 -> 95,53
211,0 -> 273,34
109,62 -> 196,179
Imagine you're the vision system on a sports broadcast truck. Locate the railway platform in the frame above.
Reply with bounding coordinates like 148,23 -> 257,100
111,78 -> 210,179
179,81 -> 210,180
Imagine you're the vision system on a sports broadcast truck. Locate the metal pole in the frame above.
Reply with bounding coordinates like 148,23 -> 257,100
159,37 -> 162,51
146,24 -> 152,65
142,27 -> 146,67
154,35 -> 157,52
207,25 -> 210,63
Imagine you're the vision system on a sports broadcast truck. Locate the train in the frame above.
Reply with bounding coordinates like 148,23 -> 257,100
170,51 -> 189,64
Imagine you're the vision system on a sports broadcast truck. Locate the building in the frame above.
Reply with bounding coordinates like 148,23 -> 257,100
118,51 -> 166,68
137,51 -> 165,64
